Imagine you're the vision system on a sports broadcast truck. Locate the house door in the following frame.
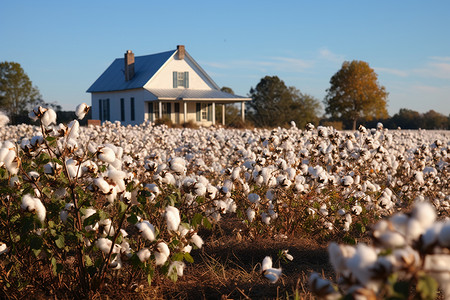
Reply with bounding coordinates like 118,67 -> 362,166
174,103 -> 180,124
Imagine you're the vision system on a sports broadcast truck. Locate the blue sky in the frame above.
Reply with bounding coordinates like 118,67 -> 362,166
1,0 -> 449,116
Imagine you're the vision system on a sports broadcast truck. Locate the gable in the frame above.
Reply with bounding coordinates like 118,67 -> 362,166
145,52 -> 219,91
87,50 -> 176,93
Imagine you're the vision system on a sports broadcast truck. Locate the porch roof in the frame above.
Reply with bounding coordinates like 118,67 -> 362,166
147,89 -> 251,102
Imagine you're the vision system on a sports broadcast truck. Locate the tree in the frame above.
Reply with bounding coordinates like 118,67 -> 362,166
248,76 -> 321,128
391,108 -> 422,129
422,110 -> 449,129
324,60 -> 389,130
0,61 -> 42,122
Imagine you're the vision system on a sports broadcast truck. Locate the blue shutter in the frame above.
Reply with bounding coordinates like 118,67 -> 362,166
99,99 -> 103,121
173,71 -> 178,88
106,99 -> 110,121
184,71 -> 189,88
130,97 -> 135,121
196,103 -> 201,121
120,98 -> 125,121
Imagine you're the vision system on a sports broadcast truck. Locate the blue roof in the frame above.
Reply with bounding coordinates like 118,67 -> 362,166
87,50 -> 176,93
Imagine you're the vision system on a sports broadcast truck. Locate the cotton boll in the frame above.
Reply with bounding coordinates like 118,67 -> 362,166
165,206 -> 181,232
60,203 -> 74,224
282,249 -> 294,261
106,168 -> 126,192
352,205 -> 363,215
21,194 -> 46,224
137,248 -> 151,262
168,261 -> 186,277
75,103 -> 90,120
21,194 -> 36,211
155,242 -> 170,266
95,238 -> 113,254
328,242 -> 356,274
136,221 -> 156,241
0,242 -> 8,255
261,212 -> 271,225
67,120 -> 80,140
94,177 -> 112,194
261,256 -> 273,271
346,244 -> 378,286
341,175 -> 354,187
261,256 -> 282,283
190,233 -> 204,249
309,273 -> 339,297
41,108 -> 57,127
109,254 -> 123,270
97,147 -> 116,164
248,193 -> 260,204
98,219 -> 115,237
412,201 -> 436,229
246,208 -> 256,222
421,222 -> 444,251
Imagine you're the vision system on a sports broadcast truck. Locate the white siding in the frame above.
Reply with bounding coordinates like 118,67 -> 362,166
145,56 -> 216,90
91,89 -> 150,125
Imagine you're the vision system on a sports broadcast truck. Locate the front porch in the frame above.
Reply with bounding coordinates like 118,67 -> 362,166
145,100 -> 246,126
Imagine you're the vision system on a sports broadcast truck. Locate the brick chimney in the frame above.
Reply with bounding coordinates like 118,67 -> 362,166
177,45 -> 185,60
124,50 -> 135,81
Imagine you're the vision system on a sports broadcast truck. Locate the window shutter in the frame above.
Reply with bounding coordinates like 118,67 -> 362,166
99,99 -> 103,121
184,71 -> 189,88
120,98 -> 125,121
196,103 -> 201,121
207,103 -> 212,121
130,97 -> 135,121
106,99 -> 110,121
173,71 -> 178,88
167,103 -> 171,115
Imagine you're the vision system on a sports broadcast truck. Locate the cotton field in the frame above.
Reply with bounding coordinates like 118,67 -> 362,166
0,106 -> 449,298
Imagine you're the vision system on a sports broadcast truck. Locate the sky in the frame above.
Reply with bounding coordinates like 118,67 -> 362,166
1,0 -> 449,116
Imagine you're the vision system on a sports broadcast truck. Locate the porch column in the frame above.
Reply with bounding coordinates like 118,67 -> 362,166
183,101 -> 187,123
212,102 -> 216,125
158,101 -> 162,119
241,101 -> 245,121
222,104 -> 225,125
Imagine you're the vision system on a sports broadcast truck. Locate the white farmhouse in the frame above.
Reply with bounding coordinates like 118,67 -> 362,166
87,45 -> 251,126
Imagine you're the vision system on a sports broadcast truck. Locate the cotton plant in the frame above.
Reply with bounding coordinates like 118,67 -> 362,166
0,105 -> 208,296
310,201 -> 450,299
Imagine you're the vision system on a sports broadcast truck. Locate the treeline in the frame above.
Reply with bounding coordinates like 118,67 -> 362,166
320,108 -> 450,130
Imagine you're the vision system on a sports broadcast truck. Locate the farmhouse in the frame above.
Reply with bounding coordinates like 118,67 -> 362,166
87,45 -> 251,126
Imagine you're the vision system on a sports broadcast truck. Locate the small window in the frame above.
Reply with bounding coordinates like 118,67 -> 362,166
130,97 -> 135,121
173,71 -> 189,88
120,98 -> 125,121
99,99 -> 110,121
177,72 -> 185,87
154,102 -> 160,119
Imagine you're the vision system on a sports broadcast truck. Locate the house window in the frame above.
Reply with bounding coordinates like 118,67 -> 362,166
120,98 -> 125,121
130,97 -> 135,121
201,103 -> 208,120
162,103 -> 171,119
148,102 -> 154,122
99,99 -> 110,121
196,102 -> 211,121
154,102 -> 160,119
173,71 -> 189,88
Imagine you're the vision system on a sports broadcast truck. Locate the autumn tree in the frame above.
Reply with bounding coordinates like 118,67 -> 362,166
324,60 -> 388,130
0,61 -> 42,122
248,76 -> 321,128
